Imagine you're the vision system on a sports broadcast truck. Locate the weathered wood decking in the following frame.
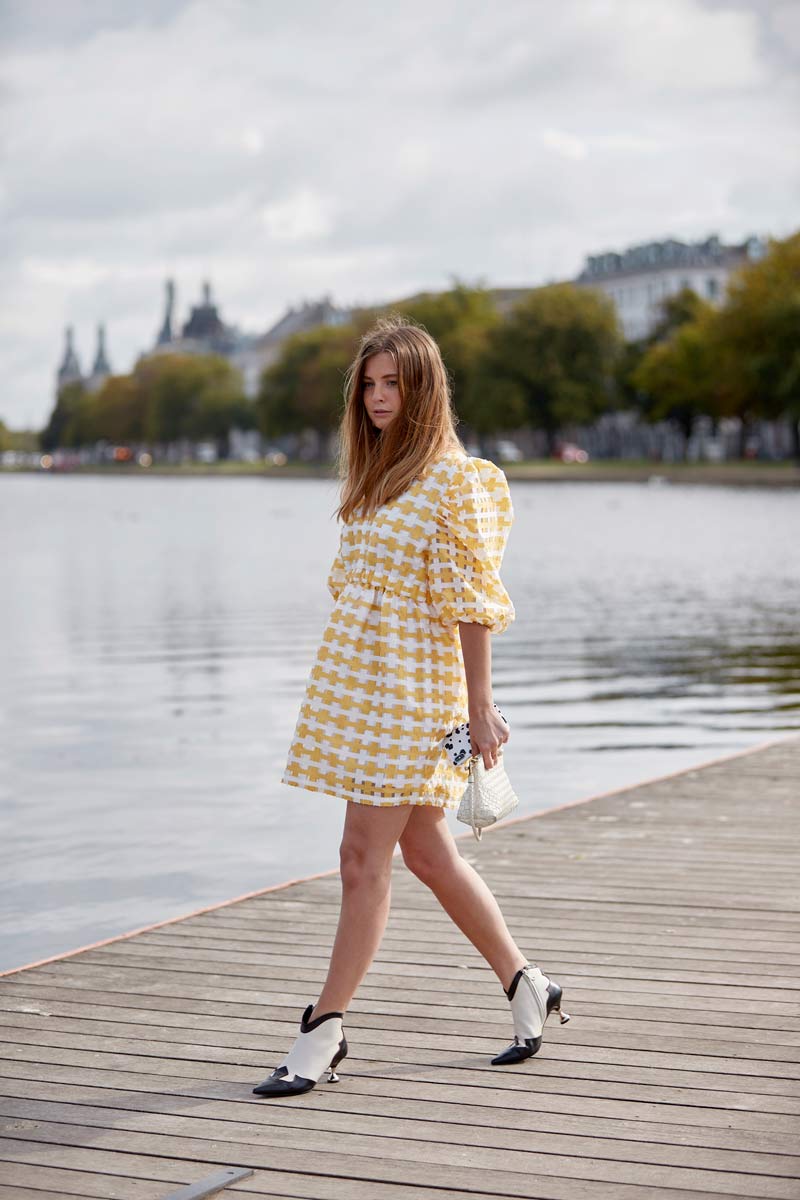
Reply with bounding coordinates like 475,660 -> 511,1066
1,735 -> 799,1200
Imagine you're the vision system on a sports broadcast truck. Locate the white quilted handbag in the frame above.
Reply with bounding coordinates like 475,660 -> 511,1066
457,750 -> 519,841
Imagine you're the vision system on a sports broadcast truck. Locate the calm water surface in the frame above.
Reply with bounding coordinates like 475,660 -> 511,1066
1,474 -> 798,972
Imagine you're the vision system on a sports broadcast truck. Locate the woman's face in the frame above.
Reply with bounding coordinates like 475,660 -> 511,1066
363,351 -> 401,430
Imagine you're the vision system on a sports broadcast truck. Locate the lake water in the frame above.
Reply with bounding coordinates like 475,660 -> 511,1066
1,473 -> 798,973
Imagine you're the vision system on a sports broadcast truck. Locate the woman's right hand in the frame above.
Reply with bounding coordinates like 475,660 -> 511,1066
468,703 -> 509,771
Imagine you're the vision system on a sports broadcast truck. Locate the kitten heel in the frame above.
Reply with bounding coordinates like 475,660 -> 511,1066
546,980 -> 571,1024
326,1039 -> 349,1083
252,1004 -> 348,1097
491,964 -> 571,1066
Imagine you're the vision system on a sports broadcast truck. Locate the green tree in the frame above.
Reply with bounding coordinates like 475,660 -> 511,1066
61,387 -> 103,447
713,232 -> 800,459
391,282 -> 500,426
0,423 -> 39,456
477,283 -> 622,451
618,287 -> 712,423
257,324 -> 357,445
631,234 -> 800,458
135,353 -> 249,455
92,375 -> 146,444
649,286 -> 710,344
256,288 -> 504,449
184,357 -> 254,451
40,381 -> 86,451
631,311 -> 719,445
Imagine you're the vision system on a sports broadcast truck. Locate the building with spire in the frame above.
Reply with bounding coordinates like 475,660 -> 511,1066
156,279 -> 175,346
55,323 -> 113,401
86,323 -> 112,393
145,278 -> 351,397
56,326 -> 83,392
151,279 -> 237,357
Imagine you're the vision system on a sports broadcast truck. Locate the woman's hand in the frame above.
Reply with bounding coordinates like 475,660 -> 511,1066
457,622 -> 509,769
468,702 -> 510,770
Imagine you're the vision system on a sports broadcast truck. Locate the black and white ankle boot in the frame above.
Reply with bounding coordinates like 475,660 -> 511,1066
252,1004 -> 348,1097
491,964 -> 570,1065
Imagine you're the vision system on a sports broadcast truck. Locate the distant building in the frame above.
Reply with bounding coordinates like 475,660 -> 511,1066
56,232 -> 768,415
56,326 -> 82,391
238,296 -> 351,394
56,323 -> 112,396
574,233 -> 767,340
86,324 -> 111,393
146,280 -> 351,397
54,282 -> 353,413
149,278 -> 240,358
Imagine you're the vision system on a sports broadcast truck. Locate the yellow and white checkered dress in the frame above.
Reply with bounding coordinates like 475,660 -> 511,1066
281,449 -> 515,808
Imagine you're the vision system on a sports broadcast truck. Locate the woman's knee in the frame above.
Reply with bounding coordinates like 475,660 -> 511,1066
338,834 -> 393,891
400,831 -> 458,885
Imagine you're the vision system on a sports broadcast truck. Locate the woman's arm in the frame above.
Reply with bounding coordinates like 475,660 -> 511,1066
458,621 -> 509,770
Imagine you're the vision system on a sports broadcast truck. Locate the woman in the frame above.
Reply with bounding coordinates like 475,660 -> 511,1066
253,315 -> 568,1098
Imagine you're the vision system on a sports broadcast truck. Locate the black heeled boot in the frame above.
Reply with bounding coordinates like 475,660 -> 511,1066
491,964 -> 570,1065
252,1004 -> 348,1097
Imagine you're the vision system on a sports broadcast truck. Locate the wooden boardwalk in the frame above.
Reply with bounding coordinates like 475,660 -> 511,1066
1,735 -> 799,1200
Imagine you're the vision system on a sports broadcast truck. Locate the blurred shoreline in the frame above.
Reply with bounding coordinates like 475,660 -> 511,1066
3,460 -> 800,486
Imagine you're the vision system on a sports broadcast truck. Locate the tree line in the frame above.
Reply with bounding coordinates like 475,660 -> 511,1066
40,353 -> 254,455
38,230 -> 799,460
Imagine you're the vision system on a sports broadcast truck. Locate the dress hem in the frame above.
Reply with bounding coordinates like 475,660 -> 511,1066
280,775 -> 461,810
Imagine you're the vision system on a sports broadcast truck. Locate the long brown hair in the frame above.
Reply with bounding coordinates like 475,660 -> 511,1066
335,314 -> 463,523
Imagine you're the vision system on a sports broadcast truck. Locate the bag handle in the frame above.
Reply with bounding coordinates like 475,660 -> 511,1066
466,756 -> 482,840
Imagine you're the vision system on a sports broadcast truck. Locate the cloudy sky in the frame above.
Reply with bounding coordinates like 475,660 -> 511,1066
1,0 -> 797,430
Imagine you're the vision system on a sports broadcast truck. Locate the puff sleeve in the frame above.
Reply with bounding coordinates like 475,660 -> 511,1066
326,530 -> 347,601
426,457 -> 515,634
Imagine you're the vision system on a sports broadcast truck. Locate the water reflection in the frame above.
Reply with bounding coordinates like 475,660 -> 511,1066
0,474 -> 797,972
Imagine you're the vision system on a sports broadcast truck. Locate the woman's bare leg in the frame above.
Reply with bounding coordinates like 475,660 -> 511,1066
399,805 -> 527,990
309,800 -> 414,1020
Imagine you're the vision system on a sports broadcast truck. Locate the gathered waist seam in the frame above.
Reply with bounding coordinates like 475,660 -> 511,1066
342,576 -> 428,601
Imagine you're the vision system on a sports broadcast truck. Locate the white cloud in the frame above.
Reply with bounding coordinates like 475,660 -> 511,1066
590,134 -> 662,155
262,190 -> 333,242
542,129 -> 588,161
0,0 -> 797,429
395,139 -> 435,178
241,127 -> 265,156
610,0 -> 765,91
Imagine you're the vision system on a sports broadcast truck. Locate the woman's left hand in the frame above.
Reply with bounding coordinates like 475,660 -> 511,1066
468,703 -> 509,770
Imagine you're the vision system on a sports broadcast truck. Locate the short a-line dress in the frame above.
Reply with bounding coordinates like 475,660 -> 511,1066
280,448 -> 515,809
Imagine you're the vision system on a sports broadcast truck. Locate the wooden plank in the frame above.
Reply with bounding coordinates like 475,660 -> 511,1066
2,1005 -> 798,1064
0,1077 -> 798,1160
2,992 -> 798,1047
16,965 -> 799,1025
0,1188 -> 97,1200
3,972 -> 797,1028
2,981 -> 798,1036
185,909 -> 800,938
3,1093 -> 800,1185
0,1152 -> 538,1200
4,1113 -> 800,1199
3,1016 -> 800,1077
3,1029 -> 800,1096
1,993 -> 798,1051
22,952 -> 800,1008
66,941 -> 800,990
3,1055 -> 799,1122
3,1074 -> 797,1151
130,926 -> 800,966
1,736 -> 798,1199
0,1141 -> 747,1200
170,893 -> 800,929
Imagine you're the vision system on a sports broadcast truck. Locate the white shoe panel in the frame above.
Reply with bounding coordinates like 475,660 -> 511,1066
510,967 -> 548,1040
278,1020 -> 343,1082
